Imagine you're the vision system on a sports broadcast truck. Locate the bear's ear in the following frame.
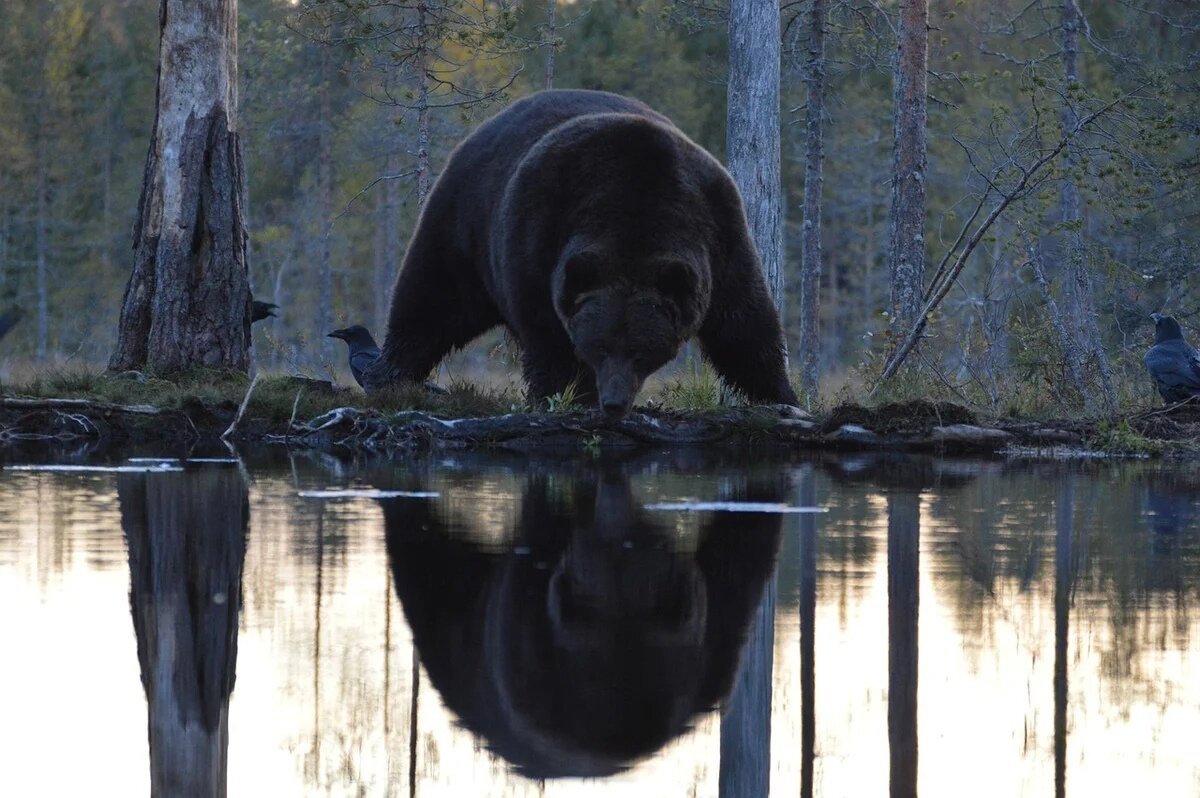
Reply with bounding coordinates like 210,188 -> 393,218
655,260 -> 697,306
561,251 -> 606,310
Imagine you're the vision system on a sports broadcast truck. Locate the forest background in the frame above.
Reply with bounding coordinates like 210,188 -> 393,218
0,0 -> 1197,414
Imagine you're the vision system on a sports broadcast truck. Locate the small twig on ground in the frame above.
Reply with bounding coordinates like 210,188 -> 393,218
222,375 -> 262,442
287,388 -> 305,438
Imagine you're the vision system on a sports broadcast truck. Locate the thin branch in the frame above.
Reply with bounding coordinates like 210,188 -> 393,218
869,90 -> 1138,396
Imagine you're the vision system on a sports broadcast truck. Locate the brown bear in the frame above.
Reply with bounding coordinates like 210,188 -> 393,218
365,89 -> 798,416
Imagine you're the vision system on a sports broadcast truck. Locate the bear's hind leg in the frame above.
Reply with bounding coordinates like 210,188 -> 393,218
366,244 -> 501,390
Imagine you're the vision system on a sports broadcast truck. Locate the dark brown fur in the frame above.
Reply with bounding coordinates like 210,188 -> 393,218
366,89 -> 797,413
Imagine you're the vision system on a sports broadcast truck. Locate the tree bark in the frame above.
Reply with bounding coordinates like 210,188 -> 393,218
887,0 -> 928,336
727,0 -> 785,317
414,3 -> 433,210
317,44 -> 335,364
35,136 -> 50,362
109,0 -> 251,375
798,0 -> 827,399
381,149 -> 404,332
544,0 -> 557,91
1059,0 -> 1117,415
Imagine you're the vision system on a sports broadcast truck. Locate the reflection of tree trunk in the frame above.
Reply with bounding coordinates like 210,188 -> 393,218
311,506 -> 325,769
120,467 -> 249,798
719,575 -> 776,797
409,648 -> 420,798
1054,477 -> 1074,798
799,471 -> 817,798
887,491 -> 919,798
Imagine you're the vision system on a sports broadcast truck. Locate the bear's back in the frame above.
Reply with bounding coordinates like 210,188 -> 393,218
423,91 -> 673,271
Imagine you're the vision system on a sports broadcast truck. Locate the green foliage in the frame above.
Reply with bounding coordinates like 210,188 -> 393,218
656,359 -> 721,412
544,379 -> 583,413
1089,419 -> 1164,457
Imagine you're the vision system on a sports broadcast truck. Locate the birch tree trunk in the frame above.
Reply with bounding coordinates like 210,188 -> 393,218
727,0 -> 785,317
798,0 -> 827,399
887,0 -> 928,336
109,0 -> 250,375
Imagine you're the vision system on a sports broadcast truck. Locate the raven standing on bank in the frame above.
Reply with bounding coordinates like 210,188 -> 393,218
328,325 -> 381,388
1144,313 -> 1200,404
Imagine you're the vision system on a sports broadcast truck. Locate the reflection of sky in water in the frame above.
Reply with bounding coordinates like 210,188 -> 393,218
0,456 -> 1198,796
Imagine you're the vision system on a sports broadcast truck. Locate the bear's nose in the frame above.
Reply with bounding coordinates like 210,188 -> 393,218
602,397 -> 628,417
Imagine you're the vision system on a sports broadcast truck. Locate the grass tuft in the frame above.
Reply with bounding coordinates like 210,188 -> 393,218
656,360 -> 722,412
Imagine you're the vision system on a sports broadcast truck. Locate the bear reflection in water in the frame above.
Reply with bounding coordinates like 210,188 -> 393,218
379,465 -> 784,779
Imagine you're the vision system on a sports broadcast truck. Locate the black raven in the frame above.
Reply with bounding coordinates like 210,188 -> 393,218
252,300 -> 279,323
327,325 -> 381,388
0,306 -> 23,343
1144,313 -> 1200,404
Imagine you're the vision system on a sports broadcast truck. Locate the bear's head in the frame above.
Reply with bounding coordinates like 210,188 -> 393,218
553,247 -> 707,418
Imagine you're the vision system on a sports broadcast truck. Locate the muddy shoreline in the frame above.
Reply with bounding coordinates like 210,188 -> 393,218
2,395 -> 1197,459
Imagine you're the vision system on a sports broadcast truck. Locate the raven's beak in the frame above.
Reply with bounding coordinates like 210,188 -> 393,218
327,330 -> 344,340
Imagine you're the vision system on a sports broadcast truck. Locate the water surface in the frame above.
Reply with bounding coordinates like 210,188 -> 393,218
1,448 -> 1197,796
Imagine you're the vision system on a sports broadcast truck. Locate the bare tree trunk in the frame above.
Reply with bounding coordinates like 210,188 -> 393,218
317,46 -> 335,364
35,139 -> 49,362
1027,235 -> 1087,400
109,0 -> 250,375
544,0 -> 557,91
798,0 -> 826,399
374,163 -> 389,333
727,0 -> 785,317
0,186 -> 8,294
1059,0 -> 1117,414
887,0 -> 928,336
381,151 -> 403,332
415,3 -> 433,210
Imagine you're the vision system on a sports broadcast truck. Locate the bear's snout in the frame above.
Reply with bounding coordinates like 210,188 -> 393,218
598,361 -> 638,418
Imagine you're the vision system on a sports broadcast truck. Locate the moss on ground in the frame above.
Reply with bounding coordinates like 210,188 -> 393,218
4,367 -> 521,425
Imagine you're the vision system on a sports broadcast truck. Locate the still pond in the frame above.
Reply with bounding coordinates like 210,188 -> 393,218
1,448 -> 1198,796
